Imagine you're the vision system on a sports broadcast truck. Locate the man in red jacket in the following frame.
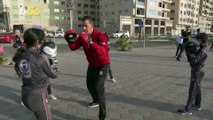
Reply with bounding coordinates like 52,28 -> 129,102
65,16 -> 109,120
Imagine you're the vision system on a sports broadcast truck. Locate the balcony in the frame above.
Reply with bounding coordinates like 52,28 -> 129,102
162,8 -> 170,12
162,0 -> 172,4
165,20 -> 173,26
136,0 -> 145,8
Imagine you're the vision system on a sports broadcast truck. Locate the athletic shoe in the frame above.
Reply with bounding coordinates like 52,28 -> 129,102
177,108 -> 192,115
48,94 -> 57,100
108,78 -> 117,83
88,102 -> 99,108
20,101 -> 24,106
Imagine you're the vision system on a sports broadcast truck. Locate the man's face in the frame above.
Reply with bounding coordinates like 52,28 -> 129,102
83,20 -> 93,35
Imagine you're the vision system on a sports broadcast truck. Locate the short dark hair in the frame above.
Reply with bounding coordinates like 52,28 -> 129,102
82,16 -> 94,24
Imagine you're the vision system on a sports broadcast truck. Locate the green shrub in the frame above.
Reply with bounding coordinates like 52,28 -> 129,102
116,37 -> 133,51
0,54 -> 6,65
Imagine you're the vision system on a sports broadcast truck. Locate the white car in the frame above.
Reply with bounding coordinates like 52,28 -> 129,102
46,31 -> 64,38
112,30 -> 130,38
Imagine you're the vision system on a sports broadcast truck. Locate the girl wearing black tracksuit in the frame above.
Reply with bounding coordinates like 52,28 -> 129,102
13,28 -> 58,120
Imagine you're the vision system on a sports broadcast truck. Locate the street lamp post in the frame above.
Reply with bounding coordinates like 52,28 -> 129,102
3,7 -> 10,32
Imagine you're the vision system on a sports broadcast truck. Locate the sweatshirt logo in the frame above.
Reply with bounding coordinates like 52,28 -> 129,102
19,59 -> 31,78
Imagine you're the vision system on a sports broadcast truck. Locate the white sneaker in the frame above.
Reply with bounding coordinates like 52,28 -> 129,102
108,78 -> 117,83
20,101 -> 24,106
48,94 -> 57,100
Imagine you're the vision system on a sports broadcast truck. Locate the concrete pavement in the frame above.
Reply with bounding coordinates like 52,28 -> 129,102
0,44 -> 213,120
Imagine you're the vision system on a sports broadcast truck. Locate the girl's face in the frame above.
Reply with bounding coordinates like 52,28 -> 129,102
34,40 -> 42,49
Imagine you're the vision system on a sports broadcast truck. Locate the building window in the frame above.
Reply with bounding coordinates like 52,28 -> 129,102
149,0 -> 156,6
54,1 -> 60,5
159,2 -> 162,7
54,16 -> 60,20
12,6 -> 18,10
84,11 -> 88,14
149,10 -> 156,16
137,8 -> 144,15
25,15 -> 32,19
145,19 -> 152,25
61,1 -> 65,5
91,11 -> 95,15
44,16 -> 50,20
90,5 -> 95,8
61,16 -> 65,20
154,20 -> 159,25
45,9 -> 50,12
78,17 -> 81,20
161,21 -> 165,25
54,9 -> 60,13
78,11 -> 81,14
111,12 -> 114,15
12,14 -> 19,19
158,11 -> 162,16
77,3 -> 81,7
84,4 -> 89,8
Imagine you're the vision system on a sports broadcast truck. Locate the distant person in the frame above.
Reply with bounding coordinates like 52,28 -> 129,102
182,26 -> 191,61
13,30 -> 23,48
195,28 -> 200,40
175,29 -> 184,61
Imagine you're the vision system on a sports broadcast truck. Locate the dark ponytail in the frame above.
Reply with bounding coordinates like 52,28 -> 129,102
13,28 -> 45,77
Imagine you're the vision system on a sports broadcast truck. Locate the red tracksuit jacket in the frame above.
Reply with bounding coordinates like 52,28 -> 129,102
69,28 -> 110,68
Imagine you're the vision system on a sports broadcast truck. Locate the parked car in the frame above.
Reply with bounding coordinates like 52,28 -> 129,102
112,30 -> 130,38
46,31 -> 64,38
0,32 -> 15,43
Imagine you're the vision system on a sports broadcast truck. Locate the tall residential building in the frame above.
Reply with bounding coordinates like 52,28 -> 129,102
198,0 -> 213,33
170,0 -> 200,34
0,0 -> 100,32
99,0 -> 173,36
0,0 -> 72,32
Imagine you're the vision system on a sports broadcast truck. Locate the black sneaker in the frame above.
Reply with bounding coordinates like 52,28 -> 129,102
177,108 -> 192,115
192,104 -> 202,111
88,102 -> 99,108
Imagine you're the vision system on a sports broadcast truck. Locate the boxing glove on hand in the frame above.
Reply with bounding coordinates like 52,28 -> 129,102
40,40 -> 58,69
65,30 -> 78,44
49,57 -> 58,72
79,32 -> 90,48
40,40 -> 57,57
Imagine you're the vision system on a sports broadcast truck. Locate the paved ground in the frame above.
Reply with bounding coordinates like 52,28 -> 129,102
0,43 -> 213,120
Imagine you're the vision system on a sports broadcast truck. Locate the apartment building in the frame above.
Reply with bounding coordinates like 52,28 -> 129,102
170,0 -> 200,34
0,0 -> 73,32
99,0 -> 173,36
198,0 -> 213,34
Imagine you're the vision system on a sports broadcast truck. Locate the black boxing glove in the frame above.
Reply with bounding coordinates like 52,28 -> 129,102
64,30 -> 78,44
